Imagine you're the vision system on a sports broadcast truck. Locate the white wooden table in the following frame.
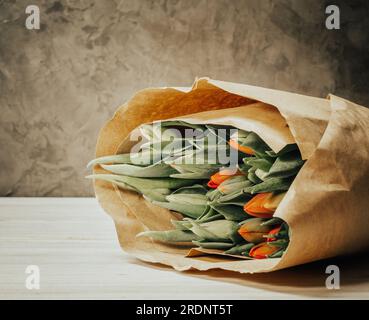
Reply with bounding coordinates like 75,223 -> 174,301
1,197 -> 368,299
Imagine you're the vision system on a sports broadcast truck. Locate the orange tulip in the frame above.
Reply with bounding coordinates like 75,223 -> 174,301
243,192 -> 286,218
238,218 -> 275,244
243,193 -> 275,218
207,180 -> 219,189
266,225 -> 282,242
207,169 -> 243,189
249,242 -> 281,259
229,139 -> 255,155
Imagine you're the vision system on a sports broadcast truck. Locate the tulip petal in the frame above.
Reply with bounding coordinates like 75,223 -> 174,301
243,193 -> 275,218
249,242 -> 281,259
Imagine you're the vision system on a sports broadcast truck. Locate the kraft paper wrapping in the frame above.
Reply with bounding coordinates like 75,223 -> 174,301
93,78 -> 369,273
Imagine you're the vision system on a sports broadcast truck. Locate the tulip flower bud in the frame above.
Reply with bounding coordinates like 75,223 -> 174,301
263,192 -> 286,211
238,218 -> 277,244
207,169 -> 243,189
229,131 -> 270,155
217,175 -> 251,194
249,241 -> 285,259
229,138 -> 255,155
266,225 -> 282,242
243,193 -> 274,218
186,219 -> 241,243
243,192 -> 286,218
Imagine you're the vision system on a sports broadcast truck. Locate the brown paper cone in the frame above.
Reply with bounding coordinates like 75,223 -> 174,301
93,78 -> 369,273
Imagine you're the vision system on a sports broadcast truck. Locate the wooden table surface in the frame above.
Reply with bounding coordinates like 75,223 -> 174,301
1,197 -> 368,300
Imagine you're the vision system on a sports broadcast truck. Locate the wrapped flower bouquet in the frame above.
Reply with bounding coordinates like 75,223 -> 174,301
88,78 -> 369,273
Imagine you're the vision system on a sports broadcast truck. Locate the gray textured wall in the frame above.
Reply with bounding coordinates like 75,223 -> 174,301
1,0 -> 368,196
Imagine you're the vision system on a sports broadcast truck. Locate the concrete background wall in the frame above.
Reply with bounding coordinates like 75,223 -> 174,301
1,0 -> 368,196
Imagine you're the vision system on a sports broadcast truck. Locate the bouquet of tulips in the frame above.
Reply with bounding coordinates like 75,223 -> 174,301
88,121 -> 304,259
89,78 -> 369,274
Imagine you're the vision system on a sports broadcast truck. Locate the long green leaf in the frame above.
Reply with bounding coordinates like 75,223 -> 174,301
150,200 -> 207,219
265,144 -> 298,157
265,150 -> 304,179
216,190 -> 251,206
86,174 -> 199,190
244,177 -> 293,194
255,168 -> 269,181
225,243 -> 254,255
192,241 -> 234,249
244,158 -> 273,171
211,204 -> 248,221
142,188 -> 171,202
137,229 -> 199,242
247,167 -> 262,184
101,162 -> 177,178
87,153 -> 141,168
